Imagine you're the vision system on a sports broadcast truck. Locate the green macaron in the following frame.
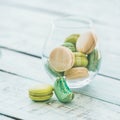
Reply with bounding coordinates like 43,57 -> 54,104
87,49 -> 101,71
29,84 -> 53,101
65,34 -> 80,44
73,52 -> 88,67
62,42 -> 76,52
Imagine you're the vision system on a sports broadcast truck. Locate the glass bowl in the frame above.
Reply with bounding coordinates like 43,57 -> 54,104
42,16 -> 101,88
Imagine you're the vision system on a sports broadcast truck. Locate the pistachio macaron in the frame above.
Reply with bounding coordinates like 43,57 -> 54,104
74,57 -> 88,67
74,52 -> 86,57
62,42 -> 76,52
64,67 -> 89,79
73,52 -> 88,67
65,34 -> 80,44
29,84 -> 53,101
76,31 -> 96,54
87,49 -> 101,72
49,46 -> 75,72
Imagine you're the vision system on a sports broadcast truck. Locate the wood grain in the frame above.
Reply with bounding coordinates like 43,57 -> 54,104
0,5 -> 57,56
0,3 -> 120,80
0,3 -> 120,55
0,49 -> 120,105
0,71 -> 120,120
0,115 -> 14,120
0,48 -> 120,80
0,1 -> 120,119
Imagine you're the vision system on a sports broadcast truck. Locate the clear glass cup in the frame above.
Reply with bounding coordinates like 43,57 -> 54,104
42,16 -> 101,88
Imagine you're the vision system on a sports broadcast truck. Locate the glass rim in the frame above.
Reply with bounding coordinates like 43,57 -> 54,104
53,15 -> 93,29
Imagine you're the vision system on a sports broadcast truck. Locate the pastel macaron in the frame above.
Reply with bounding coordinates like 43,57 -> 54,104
64,67 -> 89,79
76,31 -> 96,54
87,49 -> 101,71
29,84 -> 53,101
49,46 -> 75,72
62,42 -> 76,52
73,52 -> 88,67
65,34 -> 80,44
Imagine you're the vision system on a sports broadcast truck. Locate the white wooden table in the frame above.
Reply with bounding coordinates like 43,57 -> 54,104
0,0 -> 120,120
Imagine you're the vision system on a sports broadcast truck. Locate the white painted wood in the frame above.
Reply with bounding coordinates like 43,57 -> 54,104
0,5 -> 57,56
73,75 -> 120,105
0,71 -> 120,120
0,115 -> 14,120
0,3 -> 120,56
1,0 -> 120,28
0,48 -> 120,80
0,49 -> 120,105
0,1 -> 120,119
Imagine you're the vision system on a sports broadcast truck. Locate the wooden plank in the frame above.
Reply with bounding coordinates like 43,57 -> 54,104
0,3 -> 120,56
99,52 -> 120,80
0,48 -> 120,80
0,115 -> 14,120
73,75 -> 120,106
0,49 -> 120,105
0,71 -> 120,120
1,0 -> 120,28
0,5 -> 57,56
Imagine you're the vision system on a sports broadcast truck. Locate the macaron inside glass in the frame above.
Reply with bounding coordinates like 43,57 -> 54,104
49,46 -> 75,72
64,67 -> 89,79
76,31 -> 97,54
65,34 -> 80,44
62,42 -> 76,52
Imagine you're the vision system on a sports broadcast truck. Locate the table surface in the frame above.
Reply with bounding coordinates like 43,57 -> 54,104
0,0 -> 120,120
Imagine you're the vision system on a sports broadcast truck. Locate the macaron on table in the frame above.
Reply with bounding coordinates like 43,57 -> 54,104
29,84 -> 53,101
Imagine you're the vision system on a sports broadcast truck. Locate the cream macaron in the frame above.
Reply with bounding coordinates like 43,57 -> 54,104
49,46 -> 75,72
64,67 -> 89,79
76,31 -> 97,54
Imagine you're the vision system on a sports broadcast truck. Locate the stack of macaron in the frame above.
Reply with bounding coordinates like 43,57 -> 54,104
49,31 -> 101,80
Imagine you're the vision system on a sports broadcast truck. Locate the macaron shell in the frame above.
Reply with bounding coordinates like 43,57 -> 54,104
64,67 -> 89,79
74,52 -> 86,57
29,84 -> 53,96
76,31 -> 96,54
29,93 -> 53,101
85,39 -> 96,54
49,46 -> 75,72
65,34 -> 80,44
87,49 -> 101,71
62,42 -> 76,52
74,57 -> 88,67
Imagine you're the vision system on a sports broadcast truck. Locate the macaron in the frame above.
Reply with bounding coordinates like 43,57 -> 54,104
74,56 -> 88,67
64,67 -> 89,79
49,46 -> 75,72
87,49 -> 101,72
45,61 -> 64,77
65,34 -> 80,44
73,52 -> 88,67
74,52 -> 86,57
29,84 -> 53,101
62,42 -> 76,52
76,31 -> 96,54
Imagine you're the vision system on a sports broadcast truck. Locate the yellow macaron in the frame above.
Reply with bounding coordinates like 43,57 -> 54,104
29,84 -> 53,101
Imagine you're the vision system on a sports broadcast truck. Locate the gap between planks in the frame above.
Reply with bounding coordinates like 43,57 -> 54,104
0,49 -> 120,106
0,46 -> 120,80
0,71 -> 120,120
